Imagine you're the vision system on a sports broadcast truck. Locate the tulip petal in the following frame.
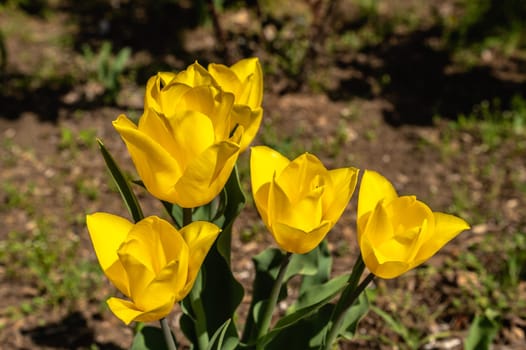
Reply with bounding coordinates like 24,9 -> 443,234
147,257 -> 188,306
358,201 -> 394,249
276,153 -> 327,202
123,217 -> 186,273
232,105 -> 262,152
86,213 -> 131,296
416,212 -> 470,261
369,260 -> 411,279
155,83 -> 192,117
107,296 -> 175,325
138,109 -> 179,160
174,138 -> 241,207
272,221 -> 332,254
179,221 -> 222,296
207,63 -> 242,97
253,182 -> 271,226
273,183 -> 324,232
175,61 -> 214,87
250,146 -> 290,195
230,57 -> 263,107
113,114 -> 183,203
144,73 -> 178,113
358,170 -> 398,221
166,110 -> 216,166
324,167 -> 359,222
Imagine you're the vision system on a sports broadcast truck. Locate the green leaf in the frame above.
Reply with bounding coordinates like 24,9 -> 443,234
206,319 -> 239,350
258,304 -> 334,350
131,326 -> 170,350
181,238 -> 244,350
284,248 -> 320,281
286,273 -> 350,315
337,292 -> 369,340
255,273 -> 350,347
465,310 -> 500,350
241,248 -> 286,344
97,139 -> 143,222
180,166 -> 246,349
298,239 -> 332,294
215,165 -> 246,264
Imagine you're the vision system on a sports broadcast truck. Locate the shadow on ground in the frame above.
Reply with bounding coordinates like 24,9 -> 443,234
21,311 -> 123,350
331,27 -> 526,126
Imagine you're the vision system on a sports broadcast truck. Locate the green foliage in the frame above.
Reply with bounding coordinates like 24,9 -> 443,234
444,0 -> 526,54
82,41 -> 131,104
0,221 -> 101,310
131,325 -> 171,350
98,139 -> 144,223
465,310 -> 500,350
59,127 -> 98,151
453,96 -> 526,150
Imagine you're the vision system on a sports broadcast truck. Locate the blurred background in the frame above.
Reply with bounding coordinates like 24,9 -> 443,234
0,0 -> 525,349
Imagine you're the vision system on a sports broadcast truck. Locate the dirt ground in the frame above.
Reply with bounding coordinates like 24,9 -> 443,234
1,1 -> 526,349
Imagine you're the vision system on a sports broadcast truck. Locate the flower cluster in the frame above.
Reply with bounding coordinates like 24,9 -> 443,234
87,57 -> 470,349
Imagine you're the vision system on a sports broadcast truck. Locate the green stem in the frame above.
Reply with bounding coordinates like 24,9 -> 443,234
256,252 -> 292,341
183,207 -> 209,350
183,207 -> 193,226
160,318 -> 178,350
323,255 -> 375,350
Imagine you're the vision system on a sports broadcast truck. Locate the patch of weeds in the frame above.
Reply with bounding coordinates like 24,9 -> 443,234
258,118 -> 305,159
0,219 -> 102,310
0,136 -> 17,166
75,178 -> 100,201
443,0 -> 526,63
455,96 -> 526,150
446,230 -> 526,331
59,126 -> 98,151
81,41 -> 131,104
0,180 -> 35,214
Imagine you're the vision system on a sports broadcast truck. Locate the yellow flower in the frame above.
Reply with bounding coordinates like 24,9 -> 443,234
250,146 -> 359,254
86,213 -> 220,325
208,57 -> 263,151
144,62 -> 216,117
357,170 -> 470,279
113,82 -> 243,208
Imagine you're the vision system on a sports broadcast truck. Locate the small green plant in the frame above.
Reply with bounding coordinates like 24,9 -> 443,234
441,95 -> 526,152
0,219 -> 102,310
370,305 -> 451,350
59,126 -> 98,151
82,41 -> 131,104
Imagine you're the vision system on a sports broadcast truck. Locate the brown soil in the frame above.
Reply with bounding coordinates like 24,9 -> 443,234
1,1 -> 526,349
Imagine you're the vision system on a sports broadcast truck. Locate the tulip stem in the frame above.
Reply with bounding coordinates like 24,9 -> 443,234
183,207 -> 193,226
160,318 -> 178,350
256,252 -> 292,342
322,255 -> 374,350
182,207 -> 210,350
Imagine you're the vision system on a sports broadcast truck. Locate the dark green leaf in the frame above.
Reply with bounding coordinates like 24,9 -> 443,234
298,239 -> 332,295
465,311 -> 500,350
130,326 -> 170,350
338,291 -> 370,340
97,139 -> 143,222
215,165 -> 246,264
241,248 -> 286,344
206,319 -> 239,350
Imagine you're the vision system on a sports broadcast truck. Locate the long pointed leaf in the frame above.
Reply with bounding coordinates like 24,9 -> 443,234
97,139 -> 143,222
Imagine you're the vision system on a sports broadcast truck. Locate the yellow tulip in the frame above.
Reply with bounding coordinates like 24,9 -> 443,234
86,213 -> 220,325
357,170 -> 470,279
144,62 -> 216,117
144,59 -> 260,152
208,57 -> 264,151
113,83 -> 243,207
250,146 -> 359,254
